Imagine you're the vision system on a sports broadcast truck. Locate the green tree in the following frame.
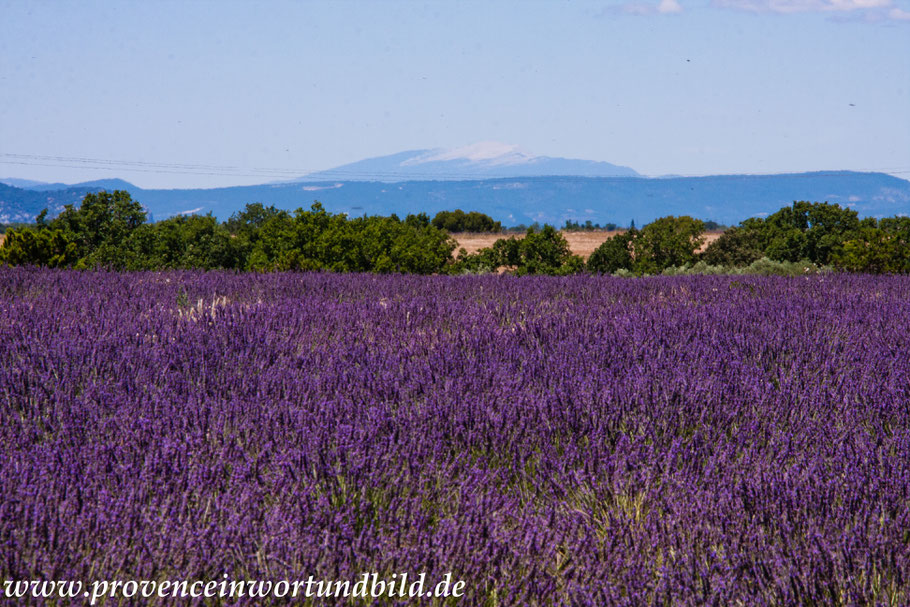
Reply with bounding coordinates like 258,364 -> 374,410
0,191 -> 147,268
54,190 -> 146,260
832,217 -> 910,273
636,216 -> 705,273
450,225 -> 582,275
224,202 -> 286,236
701,226 -> 764,267
758,201 -> 860,265
431,209 -> 502,233
587,228 -> 639,274
516,225 -> 580,275
0,226 -> 77,267
242,202 -> 456,274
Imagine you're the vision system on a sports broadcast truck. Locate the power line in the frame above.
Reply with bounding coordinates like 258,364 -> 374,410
0,153 -> 305,178
0,160 -> 301,180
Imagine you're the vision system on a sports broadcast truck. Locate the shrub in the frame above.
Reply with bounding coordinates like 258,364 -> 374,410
589,216 -> 704,275
450,225 -> 583,275
701,227 -> 764,267
636,216 -> 705,273
431,209 -> 502,233
587,229 -> 638,274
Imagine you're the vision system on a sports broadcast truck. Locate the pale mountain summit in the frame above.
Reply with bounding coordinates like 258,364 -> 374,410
406,142 -> 534,165
298,142 -> 641,182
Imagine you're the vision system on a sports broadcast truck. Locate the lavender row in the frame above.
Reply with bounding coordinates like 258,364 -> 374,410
2,268 -> 909,605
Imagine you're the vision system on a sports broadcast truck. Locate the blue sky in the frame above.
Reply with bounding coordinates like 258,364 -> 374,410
1,0 -> 908,188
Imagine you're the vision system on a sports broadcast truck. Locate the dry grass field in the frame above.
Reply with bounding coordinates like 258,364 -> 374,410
452,230 -> 724,259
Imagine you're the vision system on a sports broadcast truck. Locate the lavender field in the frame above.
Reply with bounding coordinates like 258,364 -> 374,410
2,267 -> 909,605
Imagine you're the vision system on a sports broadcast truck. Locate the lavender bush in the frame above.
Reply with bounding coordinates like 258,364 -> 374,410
1,268 -> 908,605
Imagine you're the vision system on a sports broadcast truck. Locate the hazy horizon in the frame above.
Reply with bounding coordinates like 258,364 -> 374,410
2,0 -> 909,189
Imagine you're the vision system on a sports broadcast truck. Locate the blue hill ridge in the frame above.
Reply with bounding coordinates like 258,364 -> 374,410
2,171 -> 908,227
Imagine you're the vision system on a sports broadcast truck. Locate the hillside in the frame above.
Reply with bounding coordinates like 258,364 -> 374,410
296,143 -> 641,181
2,172 -> 909,227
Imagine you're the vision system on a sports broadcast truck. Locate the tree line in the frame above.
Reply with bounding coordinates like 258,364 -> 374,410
2,191 -> 909,275
456,201 -> 910,275
0,192 -> 454,273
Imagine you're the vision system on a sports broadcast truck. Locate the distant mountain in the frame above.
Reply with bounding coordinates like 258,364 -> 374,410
0,179 -> 142,222
23,183 -> 71,192
69,178 -> 138,191
0,184 -> 88,222
3,171 -> 908,227
24,178 -> 138,192
0,178 -> 55,189
296,142 -> 641,181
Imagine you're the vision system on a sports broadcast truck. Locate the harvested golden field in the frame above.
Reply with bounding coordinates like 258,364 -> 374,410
452,230 -> 724,259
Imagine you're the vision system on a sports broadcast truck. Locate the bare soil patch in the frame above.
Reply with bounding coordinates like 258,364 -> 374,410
452,230 -> 723,260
